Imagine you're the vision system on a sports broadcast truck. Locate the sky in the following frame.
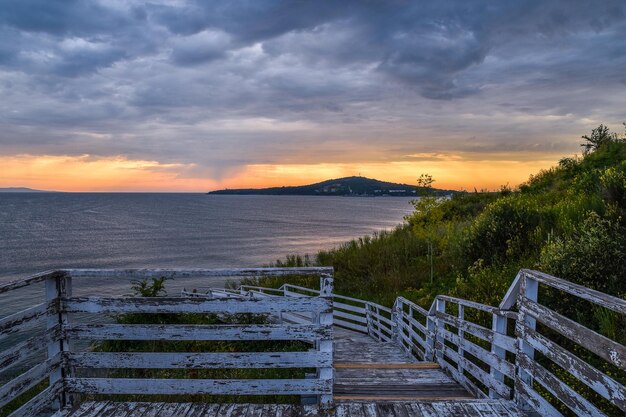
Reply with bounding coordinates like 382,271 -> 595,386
0,0 -> 625,192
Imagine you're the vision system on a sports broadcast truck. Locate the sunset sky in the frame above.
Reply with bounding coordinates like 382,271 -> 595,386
1,1 -> 625,192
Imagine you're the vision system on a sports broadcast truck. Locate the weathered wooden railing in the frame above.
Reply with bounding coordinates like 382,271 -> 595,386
0,267 -> 334,416
213,269 -> 626,417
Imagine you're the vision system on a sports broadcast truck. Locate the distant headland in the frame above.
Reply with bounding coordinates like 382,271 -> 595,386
0,187 -> 56,193
208,176 -> 453,197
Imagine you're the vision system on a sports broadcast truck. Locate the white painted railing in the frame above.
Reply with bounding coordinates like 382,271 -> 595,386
0,268 -> 334,416
209,269 -> 626,417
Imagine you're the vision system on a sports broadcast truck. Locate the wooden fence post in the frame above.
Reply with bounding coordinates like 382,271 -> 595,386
318,273 -> 334,408
425,306 -> 437,362
46,271 -> 72,410
434,298 -> 446,365
514,272 -> 538,411
457,304 -> 465,379
392,298 -> 402,347
490,312 -> 507,399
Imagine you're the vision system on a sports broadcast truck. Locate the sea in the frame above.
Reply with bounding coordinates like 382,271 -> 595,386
0,193 -> 414,315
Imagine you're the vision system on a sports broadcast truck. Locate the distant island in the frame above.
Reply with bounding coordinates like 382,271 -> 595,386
0,187 -> 55,193
208,176 -> 453,197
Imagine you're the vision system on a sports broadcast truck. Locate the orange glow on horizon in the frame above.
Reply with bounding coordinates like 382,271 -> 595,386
0,153 -> 561,192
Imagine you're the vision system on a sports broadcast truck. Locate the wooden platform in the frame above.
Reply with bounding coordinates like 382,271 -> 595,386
62,400 -> 527,416
58,328 -> 527,416
333,328 -> 472,402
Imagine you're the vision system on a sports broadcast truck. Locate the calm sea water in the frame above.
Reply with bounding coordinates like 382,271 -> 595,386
0,193 -> 413,312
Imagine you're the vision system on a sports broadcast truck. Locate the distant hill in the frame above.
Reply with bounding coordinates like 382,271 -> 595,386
0,187 -> 55,193
208,176 -> 453,197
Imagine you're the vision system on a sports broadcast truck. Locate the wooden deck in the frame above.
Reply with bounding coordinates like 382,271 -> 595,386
333,328 -> 472,401
60,328 -> 523,417
62,400 -> 526,417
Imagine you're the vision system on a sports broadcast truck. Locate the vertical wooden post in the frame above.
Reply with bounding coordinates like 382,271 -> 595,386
514,272 -> 538,411
433,298 -> 446,365
46,271 -> 72,410
425,306 -> 437,362
318,273 -> 334,408
392,298 -> 402,347
365,303 -> 373,337
490,312 -> 507,399
457,304 -> 465,378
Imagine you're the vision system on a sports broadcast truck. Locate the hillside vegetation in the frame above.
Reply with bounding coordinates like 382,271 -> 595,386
253,124 -> 626,308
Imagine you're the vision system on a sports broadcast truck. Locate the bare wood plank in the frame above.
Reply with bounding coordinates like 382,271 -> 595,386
64,267 -> 333,279
521,298 -> 626,370
0,355 -> 61,408
65,378 -> 332,395
66,323 -> 330,342
67,350 -> 331,369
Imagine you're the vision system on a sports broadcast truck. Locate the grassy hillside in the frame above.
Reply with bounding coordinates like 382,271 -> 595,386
250,124 -> 626,308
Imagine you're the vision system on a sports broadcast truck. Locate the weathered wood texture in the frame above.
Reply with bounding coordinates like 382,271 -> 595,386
333,328 -> 473,402
60,400 -> 527,417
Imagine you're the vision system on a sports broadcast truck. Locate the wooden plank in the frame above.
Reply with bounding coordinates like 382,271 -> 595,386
7,381 -> 62,417
334,318 -> 368,333
334,310 -> 368,324
66,323 -> 330,341
524,269 -> 626,315
67,350 -> 331,369
439,327 -> 515,378
0,355 -> 61,408
333,301 -> 367,315
435,311 -> 516,353
63,296 -> 331,315
65,267 -> 333,279
0,325 -> 60,373
334,362 -> 439,369
436,341 -> 510,398
521,298 -> 626,370
0,301 -> 56,340
520,325 -> 626,411
518,353 -> 606,417
515,377 -> 563,417
65,377 -> 332,395
0,270 -> 61,295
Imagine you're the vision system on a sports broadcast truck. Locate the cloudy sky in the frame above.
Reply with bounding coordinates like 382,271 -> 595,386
1,0 -> 625,191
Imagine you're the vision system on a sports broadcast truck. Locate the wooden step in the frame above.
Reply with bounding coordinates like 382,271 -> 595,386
334,362 -> 440,369
334,395 -> 475,401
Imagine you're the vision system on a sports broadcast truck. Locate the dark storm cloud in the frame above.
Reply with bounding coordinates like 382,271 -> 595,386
0,0 -> 625,173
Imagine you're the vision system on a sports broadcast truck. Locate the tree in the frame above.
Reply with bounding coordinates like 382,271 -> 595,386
581,124 -> 616,155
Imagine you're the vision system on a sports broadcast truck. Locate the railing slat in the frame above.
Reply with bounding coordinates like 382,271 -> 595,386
0,325 -> 60,374
520,298 -> 626,370
0,302 -> 55,341
435,311 -> 516,353
520,324 -> 626,410
518,353 -> 607,417
65,377 -> 332,395
0,355 -> 61,408
63,296 -> 331,315
66,351 -> 331,369
7,381 -> 63,417
65,323 -> 331,342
